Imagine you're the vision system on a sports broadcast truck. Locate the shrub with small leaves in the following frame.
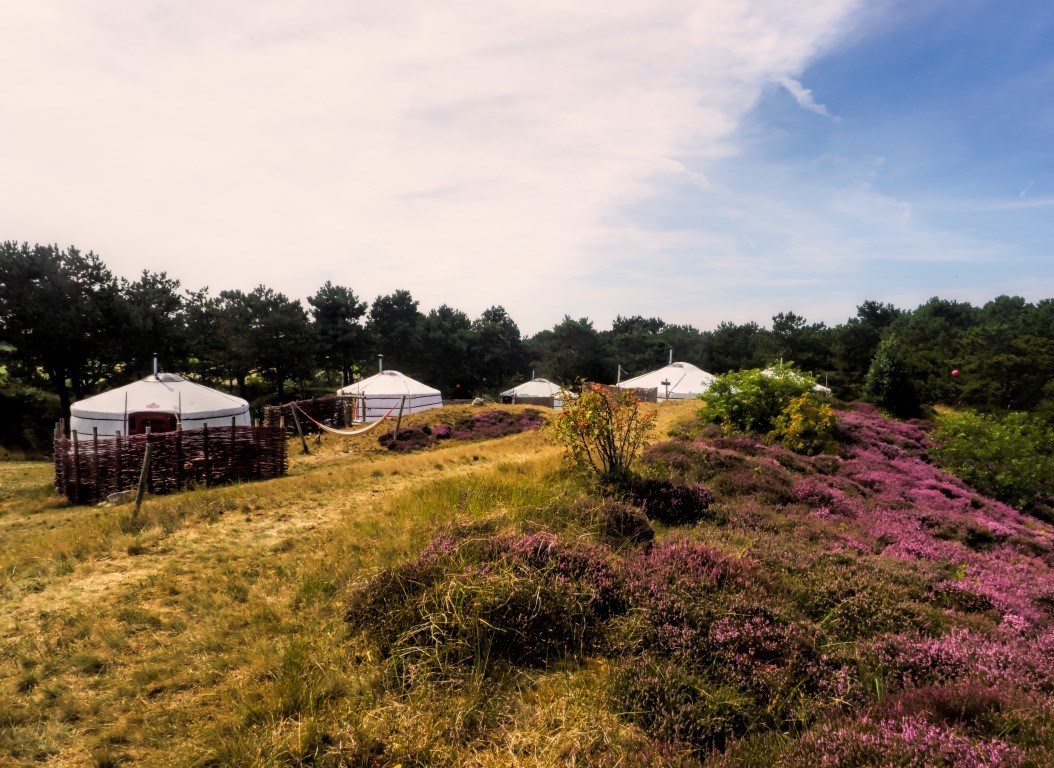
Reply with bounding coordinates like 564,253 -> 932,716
773,392 -> 836,455
625,476 -> 714,526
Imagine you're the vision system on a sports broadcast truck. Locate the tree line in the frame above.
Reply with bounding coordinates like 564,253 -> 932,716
2,241 -> 1052,449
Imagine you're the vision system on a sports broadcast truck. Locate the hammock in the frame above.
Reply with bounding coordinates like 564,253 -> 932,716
292,401 -> 400,437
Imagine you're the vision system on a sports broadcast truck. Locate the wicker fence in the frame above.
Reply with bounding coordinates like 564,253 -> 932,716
54,425 -> 288,505
263,395 -> 350,432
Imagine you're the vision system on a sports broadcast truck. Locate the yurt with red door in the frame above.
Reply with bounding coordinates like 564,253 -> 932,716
68,373 -> 251,438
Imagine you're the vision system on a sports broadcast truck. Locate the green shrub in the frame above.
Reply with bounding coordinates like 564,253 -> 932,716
772,393 -> 835,455
551,384 -> 656,484
699,363 -> 831,454
931,410 -> 1054,518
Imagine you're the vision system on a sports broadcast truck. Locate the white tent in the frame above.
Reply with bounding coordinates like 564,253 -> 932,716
70,373 -> 251,438
500,377 -> 565,408
337,370 -> 443,422
761,368 -> 832,395
616,362 -> 716,401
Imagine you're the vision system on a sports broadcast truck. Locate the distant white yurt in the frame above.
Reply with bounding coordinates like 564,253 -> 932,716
500,377 -> 564,408
761,367 -> 832,395
617,362 -> 716,401
337,370 -> 443,422
69,373 -> 251,438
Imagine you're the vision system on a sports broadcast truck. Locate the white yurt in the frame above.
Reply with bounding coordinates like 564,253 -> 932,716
337,370 -> 443,422
69,373 -> 251,438
616,361 -> 716,401
500,377 -> 564,408
761,367 -> 832,395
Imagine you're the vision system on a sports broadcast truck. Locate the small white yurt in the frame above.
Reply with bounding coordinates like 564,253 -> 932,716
500,377 -> 564,408
69,373 -> 251,438
761,367 -> 832,395
337,370 -> 443,422
617,362 -> 716,401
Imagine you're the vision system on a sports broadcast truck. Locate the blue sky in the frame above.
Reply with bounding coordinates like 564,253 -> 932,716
1,1 -> 1051,334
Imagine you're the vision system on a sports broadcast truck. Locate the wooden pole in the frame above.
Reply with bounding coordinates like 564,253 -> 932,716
291,403 -> 310,455
175,422 -> 183,490
203,424 -> 210,486
229,416 -> 236,473
393,396 -> 406,444
72,431 -> 81,504
133,442 -> 153,518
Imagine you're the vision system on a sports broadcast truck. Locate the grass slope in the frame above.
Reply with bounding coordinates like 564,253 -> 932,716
0,402 -> 1051,767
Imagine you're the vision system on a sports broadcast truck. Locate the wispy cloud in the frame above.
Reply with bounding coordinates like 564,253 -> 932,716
777,76 -> 839,119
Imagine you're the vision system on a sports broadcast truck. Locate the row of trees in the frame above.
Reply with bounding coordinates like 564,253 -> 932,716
2,241 -> 1052,429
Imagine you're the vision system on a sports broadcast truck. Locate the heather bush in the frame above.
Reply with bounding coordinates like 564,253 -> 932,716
585,498 -> 654,544
345,531 -> 627,676
784,554 -> 943,641
622,539 -> 756,657
613,657 -> 757,754
625,476 -> 714,526
377,424 -> 437,452
782,713 -> 1024,768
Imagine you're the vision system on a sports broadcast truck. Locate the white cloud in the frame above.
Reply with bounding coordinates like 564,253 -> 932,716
0,1 -> 862,332
777,76 -> 838,119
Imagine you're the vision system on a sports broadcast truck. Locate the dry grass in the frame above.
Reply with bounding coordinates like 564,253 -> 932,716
0,401 -> 697,767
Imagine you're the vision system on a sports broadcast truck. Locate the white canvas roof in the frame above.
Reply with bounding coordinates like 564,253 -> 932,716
337,370 -> 443,422
500,378 -> 563,398
617,362 -> 716,400
338,370 -> 441,398
761,368 -> 832,395
70,373 -> 250,436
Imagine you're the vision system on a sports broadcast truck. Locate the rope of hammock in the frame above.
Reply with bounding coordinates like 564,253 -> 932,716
292,401 -> 399,437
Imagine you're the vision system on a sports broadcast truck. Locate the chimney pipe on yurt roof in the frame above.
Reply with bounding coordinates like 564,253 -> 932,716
378,354 -> 384,372
668,347 -> 673,365
153,353 -> 159,379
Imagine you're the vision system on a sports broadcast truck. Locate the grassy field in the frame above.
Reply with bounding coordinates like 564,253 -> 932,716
0,404 -> 678,766
2,400 -> 1053,767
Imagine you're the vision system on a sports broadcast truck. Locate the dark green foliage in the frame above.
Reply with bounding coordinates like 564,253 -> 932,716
931,410 -> 1054,518
591,498 -> 655,544
307,281 -> 367,386
345,533 -> 626,674
624,477 -> 714,526
614,657 -> 756,753
700,363 -> 820,435
861,333 -> 922,418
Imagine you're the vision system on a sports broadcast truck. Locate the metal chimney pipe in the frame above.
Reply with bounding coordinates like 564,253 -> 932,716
153,353 -> 159,378
668,347 -> 673,365
378,354 -> 384,372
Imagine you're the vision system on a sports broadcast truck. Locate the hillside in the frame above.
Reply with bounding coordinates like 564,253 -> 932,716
1,402 -> 1052,767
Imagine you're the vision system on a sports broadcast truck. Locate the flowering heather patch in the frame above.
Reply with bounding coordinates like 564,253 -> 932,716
451,408 -> 545,440
782,713 -> 1025,768
862,628 -> 1054,693
377,408 -> 544,452
641,438 -> 798,504
621,538 -> 758,656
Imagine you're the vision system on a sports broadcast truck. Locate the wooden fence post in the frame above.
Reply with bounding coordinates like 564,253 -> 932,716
72,431 -> 81,504
133,442 -> 153,518
229,416 -> 236,474
291,403 -> 310,455
393,396 -> 406,444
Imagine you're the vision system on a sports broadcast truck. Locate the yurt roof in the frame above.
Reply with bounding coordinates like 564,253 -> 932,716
70,374 -> 249,420
617,362 -> 716,396
500,378 -> 563,398
338,370 -> 441,397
